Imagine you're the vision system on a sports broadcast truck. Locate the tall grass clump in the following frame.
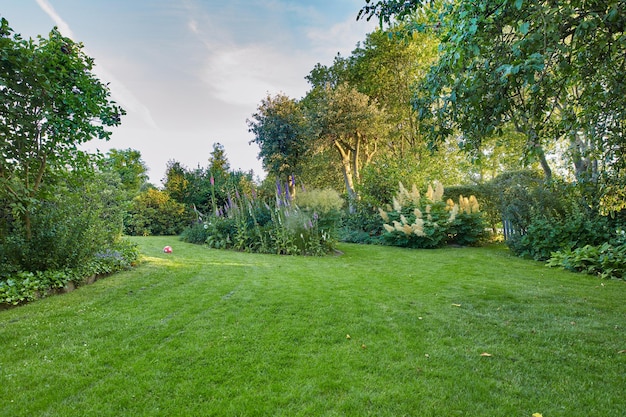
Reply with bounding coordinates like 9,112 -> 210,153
181,182 -> 341,256
379,181 -> 487,248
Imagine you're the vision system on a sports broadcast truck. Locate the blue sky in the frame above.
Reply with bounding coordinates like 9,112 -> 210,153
2,0 -> 376,184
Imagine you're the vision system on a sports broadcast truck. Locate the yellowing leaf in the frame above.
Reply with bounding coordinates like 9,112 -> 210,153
452,303 -> 462,307
480,352 -> 492,357
532,413 -> 543,417
346,334 -> 351,339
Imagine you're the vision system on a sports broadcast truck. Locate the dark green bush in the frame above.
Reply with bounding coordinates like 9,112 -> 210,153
0,239 -> 139,306
180,222 -> 211,244
338,203 -> 384,244
0,172 -> 125,274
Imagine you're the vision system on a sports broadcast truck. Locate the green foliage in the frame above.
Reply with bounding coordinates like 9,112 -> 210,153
294,188 -> 344,234
496,177 -> 618,260
0,239 -> 138,306
125,189 -> 192,236
247,94 -> 309,186
99,148 -> 150,196
182,185 -> 339,256
547,242 -> 626,280
379,181 -> 487,248
0,18 -> 124,241
509,212 -> 614,261
0,171 -> 125,274
338,202 -> 385,244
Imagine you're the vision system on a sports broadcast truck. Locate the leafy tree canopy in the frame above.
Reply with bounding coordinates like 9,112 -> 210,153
0,17 -> 124,238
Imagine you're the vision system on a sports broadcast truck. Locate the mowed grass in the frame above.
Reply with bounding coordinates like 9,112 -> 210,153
1,237 -> 625,416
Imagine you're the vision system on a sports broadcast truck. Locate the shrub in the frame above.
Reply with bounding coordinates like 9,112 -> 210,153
183,185 -> 338,256
339,202 -> 384,244
379,181 -> 487,249
180,222 -> 211,245
0,239 -> 139,306
547,242 -> 626,280
0,172 -> 125,274
294,188 -> 344,237
125,189 -> 193,236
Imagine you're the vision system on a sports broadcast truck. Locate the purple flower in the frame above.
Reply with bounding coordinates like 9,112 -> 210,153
290,174 -> 296,187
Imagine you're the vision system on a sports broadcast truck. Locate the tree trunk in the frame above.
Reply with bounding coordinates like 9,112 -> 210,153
334,139 -> 357,213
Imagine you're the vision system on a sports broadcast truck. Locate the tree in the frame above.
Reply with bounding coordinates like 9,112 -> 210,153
247,94 -> 309,196
359,0 -> 626,189
346,28 -> 438,156
307,83 -> 388,212
0,18 -> 124,240
100,148 -> 149,195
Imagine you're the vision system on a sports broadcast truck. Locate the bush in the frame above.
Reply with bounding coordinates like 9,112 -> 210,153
0,239 -> 139,306
379,181 -> 487,249
294,188 -> 344,237
338,203 -> 384,244
0,172 -> 125,274
547,242 -> 626,280
125,189 -> 193,236
183,186 -> 338,256
180,222 -> 211,245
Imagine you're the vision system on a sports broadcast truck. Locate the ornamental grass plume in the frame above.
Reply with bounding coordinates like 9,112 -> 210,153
426,184 -> 434,201
378,207 -> 390,222
469,195 -> 480,213
433,181 -> 444,202
393,197 -> 402,212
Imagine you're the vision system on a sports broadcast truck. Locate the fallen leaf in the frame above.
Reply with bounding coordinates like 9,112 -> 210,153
361,344 -> 367,349
532,413 -> 543,417
452,303 -> 462,307
346,334 -> 351,339
618,350 -> 626,354
480,352 -> 493,357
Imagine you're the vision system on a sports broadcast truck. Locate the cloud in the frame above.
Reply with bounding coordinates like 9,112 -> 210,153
35,0 -> 158,129
201,44 -> 310,107
34,0 -> 74,38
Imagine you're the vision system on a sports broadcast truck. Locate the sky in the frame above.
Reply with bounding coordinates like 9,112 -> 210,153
2,0 -> 377,184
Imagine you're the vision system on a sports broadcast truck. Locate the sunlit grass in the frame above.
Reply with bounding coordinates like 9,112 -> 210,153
1,237 -> 625,416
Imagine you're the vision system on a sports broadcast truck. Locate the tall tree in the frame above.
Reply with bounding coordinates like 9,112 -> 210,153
100,148 -> 149,195
0,18 -> 124,239
247,94 -> 309,196
307,83 -> 388,211
359,0 -> 626,187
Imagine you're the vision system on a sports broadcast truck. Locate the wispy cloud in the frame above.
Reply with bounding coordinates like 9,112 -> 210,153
182,1 -> 374,107
34,0 -> 74,38
35,0 -> 158,129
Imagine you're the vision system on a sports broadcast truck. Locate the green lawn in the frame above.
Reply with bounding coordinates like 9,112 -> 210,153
1,237 -> 625,416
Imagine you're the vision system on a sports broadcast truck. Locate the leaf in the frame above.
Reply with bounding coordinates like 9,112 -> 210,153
452,303 -> 462,307
618,350 -> 626,354
515,0 -> 523,10
480,352 -> 493,357
519,22 -> 530,35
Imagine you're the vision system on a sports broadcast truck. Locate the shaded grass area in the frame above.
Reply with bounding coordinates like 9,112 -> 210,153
1,237 -> 625,416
